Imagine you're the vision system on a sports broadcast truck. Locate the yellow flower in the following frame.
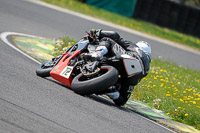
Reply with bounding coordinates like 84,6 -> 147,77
183,91 -> 186,94
166,94 -> 171,96
153,85 -> 156,87
160,83 -> 164,87
151,70 -> 155,73
156,72 -> 159,75
180,99 -> 184,102
178,107 -> 181,109
166,113 -> 170,115
193,101 -> 196,104
185,113 -> 189,117
177,82 -> 181,84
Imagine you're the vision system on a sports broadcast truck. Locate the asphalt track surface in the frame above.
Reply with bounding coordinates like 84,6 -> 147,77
0,0 -> 198,132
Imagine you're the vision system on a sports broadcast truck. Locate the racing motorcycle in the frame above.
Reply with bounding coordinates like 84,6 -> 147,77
36,34 -> 143,105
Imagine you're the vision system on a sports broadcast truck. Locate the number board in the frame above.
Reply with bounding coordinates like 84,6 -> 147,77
60,66 -> 73,79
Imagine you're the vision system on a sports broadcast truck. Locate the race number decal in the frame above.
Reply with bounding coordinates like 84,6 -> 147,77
60,66 -> 73,78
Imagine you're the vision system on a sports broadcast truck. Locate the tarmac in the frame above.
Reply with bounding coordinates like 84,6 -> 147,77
5,32 -> 200,133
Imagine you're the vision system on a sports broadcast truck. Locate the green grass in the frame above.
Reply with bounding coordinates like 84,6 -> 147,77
55,37 -> 200,130
132,59 -> 200,129
41,0 -> 200,50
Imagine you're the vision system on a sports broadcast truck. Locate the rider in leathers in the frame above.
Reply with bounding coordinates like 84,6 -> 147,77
87,29 -> 151,105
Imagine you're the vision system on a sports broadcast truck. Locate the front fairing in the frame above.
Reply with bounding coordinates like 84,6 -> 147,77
50,39 -> 89,87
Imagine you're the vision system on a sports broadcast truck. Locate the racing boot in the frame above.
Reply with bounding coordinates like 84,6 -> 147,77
113,85 -> 134,106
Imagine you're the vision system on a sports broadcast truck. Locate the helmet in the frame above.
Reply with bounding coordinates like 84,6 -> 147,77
88,29 -> 97,44
136,41 -> 151,55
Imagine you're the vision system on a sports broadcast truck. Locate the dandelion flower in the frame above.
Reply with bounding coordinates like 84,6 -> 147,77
180,99 -> 184,102
156,72 -> 159,75
166,113 -> 170,115
160,83 -> 164,87
166,94 -> 171,96
185,113 -> 189,117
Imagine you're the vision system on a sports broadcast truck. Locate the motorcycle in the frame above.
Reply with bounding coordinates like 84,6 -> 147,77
36,35 -> 143,105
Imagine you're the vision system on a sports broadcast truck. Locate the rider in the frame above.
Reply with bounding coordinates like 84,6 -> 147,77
87,29 -> 151,105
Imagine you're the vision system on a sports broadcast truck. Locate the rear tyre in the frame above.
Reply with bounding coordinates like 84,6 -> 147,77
71,66 -> 118,95
36,61 -> 53,77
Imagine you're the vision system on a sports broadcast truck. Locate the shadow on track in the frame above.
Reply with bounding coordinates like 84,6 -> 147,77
40,77 -> 133,113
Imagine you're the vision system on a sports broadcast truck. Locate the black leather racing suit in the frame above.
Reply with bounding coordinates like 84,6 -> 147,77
96,30 -> 151,104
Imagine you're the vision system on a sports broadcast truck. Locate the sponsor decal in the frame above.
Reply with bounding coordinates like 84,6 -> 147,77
60,66 -> 73,78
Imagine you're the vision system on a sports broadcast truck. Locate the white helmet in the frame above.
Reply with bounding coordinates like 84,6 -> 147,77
136,41 -> 151,55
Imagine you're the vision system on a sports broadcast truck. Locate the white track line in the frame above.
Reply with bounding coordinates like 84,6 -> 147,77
25,0 -> 200,56
0,32 -> 41,64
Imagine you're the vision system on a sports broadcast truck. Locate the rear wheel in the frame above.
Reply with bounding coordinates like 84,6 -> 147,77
71,66 -> 118,95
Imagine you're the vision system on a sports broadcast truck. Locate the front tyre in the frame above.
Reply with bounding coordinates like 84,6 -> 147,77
36,61 -> 53,77
71,66 -> 118,95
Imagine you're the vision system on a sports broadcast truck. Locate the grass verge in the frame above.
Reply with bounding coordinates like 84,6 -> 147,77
132,59 -> 200,130
55,37 -> 200,130
41,0 -> 200,51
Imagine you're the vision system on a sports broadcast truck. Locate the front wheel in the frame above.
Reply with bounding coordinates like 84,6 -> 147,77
71,66 -> 119,95
36,61 -> 54,77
